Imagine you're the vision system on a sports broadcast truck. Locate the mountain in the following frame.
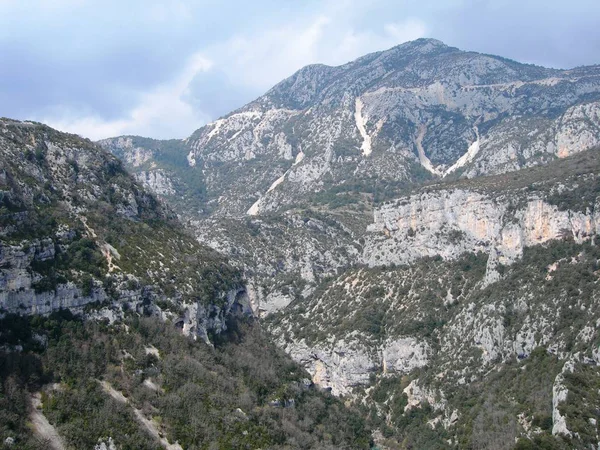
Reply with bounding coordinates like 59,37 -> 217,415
102,38 -> 600,218
0,119 -> 371,449
4,38 -> 600,450
97,39 -> 600,449
100,38 -> 600,316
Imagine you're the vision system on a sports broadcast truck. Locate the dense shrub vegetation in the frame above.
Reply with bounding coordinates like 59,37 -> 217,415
270,236 -> 600,449
0,312 -> 371,449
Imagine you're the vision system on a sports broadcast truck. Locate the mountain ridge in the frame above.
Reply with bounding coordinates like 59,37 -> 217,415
102,38 -> 600,222
9,38 -> 600,449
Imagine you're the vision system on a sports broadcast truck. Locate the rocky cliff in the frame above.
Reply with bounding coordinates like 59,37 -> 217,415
267,148 -> 600,448
365,191 -> 599,289
0,119 -> 250,343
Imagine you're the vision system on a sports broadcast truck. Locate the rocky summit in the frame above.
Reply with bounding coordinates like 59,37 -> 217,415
3,38 -> 600,449
102,38 -> 600,218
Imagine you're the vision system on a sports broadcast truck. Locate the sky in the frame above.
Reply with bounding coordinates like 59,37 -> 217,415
1,0 -> 599,140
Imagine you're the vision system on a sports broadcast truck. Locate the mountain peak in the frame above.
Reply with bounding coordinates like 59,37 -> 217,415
407,37 -> 447,46
396,37 -> 449,53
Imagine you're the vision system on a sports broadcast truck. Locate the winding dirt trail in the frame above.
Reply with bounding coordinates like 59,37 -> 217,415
29,393 -> 66,450
99,381 -> 182,450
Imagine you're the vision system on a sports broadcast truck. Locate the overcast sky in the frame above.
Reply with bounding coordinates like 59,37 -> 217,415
1,0 -> 599,140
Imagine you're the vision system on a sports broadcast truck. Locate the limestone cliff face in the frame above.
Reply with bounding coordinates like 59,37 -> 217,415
0,237 -> 107,315
97,135 -> 187,206
0,119 -> 251,345
463,101 -> 600,178
0,232 -> 252,344
179,286 -> 253,343
279,335 -> 431,396
363,189 -> 599,273
134,170 -> 175,196
100,136 -> 154,167
270,151 -> 600,409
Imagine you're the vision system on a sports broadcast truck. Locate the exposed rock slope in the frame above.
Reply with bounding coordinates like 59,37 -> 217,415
184,40 -> 600,217
102,40 -> 600,219
0,119 -> 249,342
267,148 -> 600,448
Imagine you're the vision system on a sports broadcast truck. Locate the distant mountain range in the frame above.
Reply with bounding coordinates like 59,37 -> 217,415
101,38 -> 600,218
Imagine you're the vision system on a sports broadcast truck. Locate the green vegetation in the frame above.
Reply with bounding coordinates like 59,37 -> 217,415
269,236 -> 600,449
271,252 -> 488,347
560,363 -> 600,447
0,312 -> 371,449
546,176 -> 600,213
30,236 -> 107,294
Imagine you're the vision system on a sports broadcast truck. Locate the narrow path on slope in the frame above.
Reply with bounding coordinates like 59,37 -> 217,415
29,392 -> 66,450
99,380 -> 183,450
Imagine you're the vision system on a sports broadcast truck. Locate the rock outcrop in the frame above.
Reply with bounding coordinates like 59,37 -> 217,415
0,119 -> 251,344
363,190 -> 599,272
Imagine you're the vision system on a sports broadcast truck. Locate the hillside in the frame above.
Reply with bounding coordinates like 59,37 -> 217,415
4,38 -> 600,450
100,39 -> 600,316
268,147 -> 600,448
0,119 -> 371,449
0,118 -> 246,341
98,139 -> 600,448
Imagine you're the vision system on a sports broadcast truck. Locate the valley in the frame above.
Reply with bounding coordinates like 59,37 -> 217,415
2,38 -> 600,449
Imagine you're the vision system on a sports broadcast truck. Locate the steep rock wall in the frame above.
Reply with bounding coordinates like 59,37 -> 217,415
363,189 -> 599,272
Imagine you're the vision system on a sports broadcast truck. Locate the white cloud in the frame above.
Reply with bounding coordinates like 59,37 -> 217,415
35,6 -> 427,140
39,53 -> 213,140
211,15 -> 332,91
202,15 -> 428,93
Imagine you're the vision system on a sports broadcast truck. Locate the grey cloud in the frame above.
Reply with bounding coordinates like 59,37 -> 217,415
0,0 -> 598,139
